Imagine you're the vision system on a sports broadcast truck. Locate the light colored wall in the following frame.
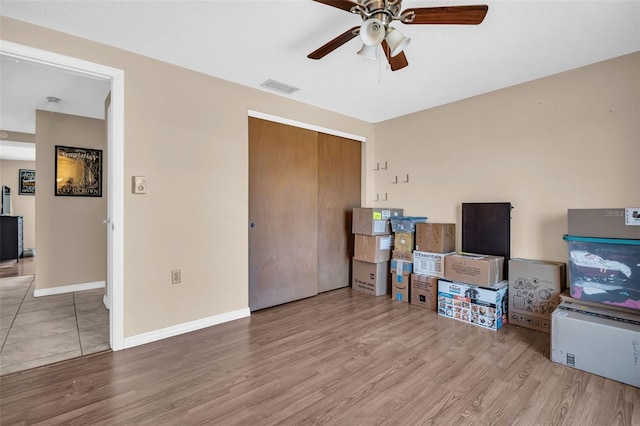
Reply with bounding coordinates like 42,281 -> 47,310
0,159 -> 36,249
374,52 -> 640,263
1,17 -> 375,337
35,111 -> 107,289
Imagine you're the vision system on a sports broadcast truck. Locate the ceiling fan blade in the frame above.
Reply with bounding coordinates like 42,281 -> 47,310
381,40 -> 408,71
312,0 -> 360,13
308,26 -> 360,60
403,5 -> 489,25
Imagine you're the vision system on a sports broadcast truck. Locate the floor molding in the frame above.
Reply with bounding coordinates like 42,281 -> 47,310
33,281 -> 105,297
123,308 -> 251,349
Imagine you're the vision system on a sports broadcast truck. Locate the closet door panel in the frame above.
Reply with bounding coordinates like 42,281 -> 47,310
318,133 -> 362,292
249,118 -> 319,311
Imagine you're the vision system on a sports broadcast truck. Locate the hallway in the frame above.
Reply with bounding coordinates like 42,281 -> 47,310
0,258 -> 110,376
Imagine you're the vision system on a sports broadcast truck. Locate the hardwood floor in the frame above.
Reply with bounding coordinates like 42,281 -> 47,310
1,287 -> 638,425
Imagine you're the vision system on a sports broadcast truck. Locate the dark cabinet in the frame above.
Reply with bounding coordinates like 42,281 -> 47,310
0,216 -> 23,262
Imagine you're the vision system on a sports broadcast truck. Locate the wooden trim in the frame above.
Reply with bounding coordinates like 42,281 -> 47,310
248,110 -> 367,142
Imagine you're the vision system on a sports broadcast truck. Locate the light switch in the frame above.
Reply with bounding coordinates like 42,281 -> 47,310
132,176 -> 146,194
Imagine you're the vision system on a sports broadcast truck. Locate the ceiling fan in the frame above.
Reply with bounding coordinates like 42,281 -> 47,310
308,0 -> 489,71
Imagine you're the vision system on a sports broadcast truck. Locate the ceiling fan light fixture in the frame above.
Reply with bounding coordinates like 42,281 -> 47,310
359,18 -> 385,46
357,44 -> 378,60
385,27 -> 411,57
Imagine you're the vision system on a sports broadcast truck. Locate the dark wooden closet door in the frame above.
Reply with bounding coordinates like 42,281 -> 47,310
317,133 -> 362,292
249,118 -> 319,311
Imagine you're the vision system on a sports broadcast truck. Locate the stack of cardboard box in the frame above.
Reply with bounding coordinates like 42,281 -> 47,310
549,208 -> 640,387
351,207 -> 403,296
410,223 -> 456,310
438,253 -> 509,330
389,217 -> 426,302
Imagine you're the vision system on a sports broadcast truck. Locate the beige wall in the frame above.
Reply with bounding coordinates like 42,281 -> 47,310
0,159 -> 36,249
1,17 -> 375,337
35,111 -> 107,289
6,16 -> 636,339
374,52 -> 640,263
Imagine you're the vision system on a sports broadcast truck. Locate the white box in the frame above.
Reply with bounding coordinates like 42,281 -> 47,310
413,251 -> 454,277
551,301 -> 640,388
437,279 -> 508,330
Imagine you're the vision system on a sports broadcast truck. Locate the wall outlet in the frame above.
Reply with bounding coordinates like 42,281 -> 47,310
171,269 -> 181,285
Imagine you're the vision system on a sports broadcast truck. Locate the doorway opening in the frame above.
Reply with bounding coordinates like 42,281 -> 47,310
0,40 -> 125,351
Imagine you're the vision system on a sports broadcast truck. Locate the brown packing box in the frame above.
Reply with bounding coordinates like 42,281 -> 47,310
353,234 -> 391,263
444,253 -> 504,287
567,208 -> 640,239
352,207 -> 404,236
410,274 -> 438,310
508,258 -> 566,333
391,272 -> 410,302
392,250 -> 413,261
415,223 -> 456,253
352,259 -> 389,296
394,232 -> 414,253
390,259 -> 412,276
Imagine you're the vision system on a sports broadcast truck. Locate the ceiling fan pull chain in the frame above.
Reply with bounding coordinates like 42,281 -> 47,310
378,46 -> 384,84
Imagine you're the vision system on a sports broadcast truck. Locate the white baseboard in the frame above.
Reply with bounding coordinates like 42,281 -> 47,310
103,294 -> 110,310
33,281 -> 105,297
123,307 -> 251,349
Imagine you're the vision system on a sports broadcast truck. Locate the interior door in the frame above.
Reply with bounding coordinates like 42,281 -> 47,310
318,133 -> 361,292
249,118 -> 319,311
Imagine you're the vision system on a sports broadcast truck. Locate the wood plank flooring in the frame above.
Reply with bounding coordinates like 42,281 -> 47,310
1,288 -> 639,425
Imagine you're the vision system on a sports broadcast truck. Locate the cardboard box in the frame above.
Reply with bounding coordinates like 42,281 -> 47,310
391,272 -> 410,302
352,259 -> 389,296
568,208 -> 640,240
444,253 -> 504,287
413,251 -> 454,277
392,250 -> 413,261
437,279 -> 508,330
563,235 -> 640,312
551,301 -> 640,388
390,259 -> 412,275
411,274 -> 438,311
354,234 -> 392,263
352,207 -> 404,236
394,232 -> 414,253
508,258 -> 566,333
415,223 -> 456,253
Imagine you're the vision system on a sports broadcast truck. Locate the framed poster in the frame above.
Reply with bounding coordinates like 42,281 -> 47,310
55,145 -> 103,197
19,169 -> 36,195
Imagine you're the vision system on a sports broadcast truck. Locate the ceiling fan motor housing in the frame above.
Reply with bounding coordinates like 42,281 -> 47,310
355,0 -> 402,25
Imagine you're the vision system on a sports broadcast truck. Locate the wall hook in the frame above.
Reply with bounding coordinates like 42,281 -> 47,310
392,175 -> 398,184
373,193 -> 379,201
382,192 -> 388,201
402,174 -> 409,183
373,162 -> 380,171
381,161 -> 388,170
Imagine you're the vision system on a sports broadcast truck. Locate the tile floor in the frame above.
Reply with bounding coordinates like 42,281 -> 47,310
0,273 -> 110,376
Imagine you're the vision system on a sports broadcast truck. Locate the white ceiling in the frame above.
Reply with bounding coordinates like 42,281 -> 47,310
0,0 -> 639,129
